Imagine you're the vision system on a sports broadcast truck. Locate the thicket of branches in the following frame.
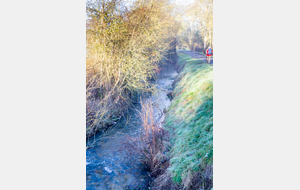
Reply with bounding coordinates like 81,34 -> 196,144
86,0 -> 179,138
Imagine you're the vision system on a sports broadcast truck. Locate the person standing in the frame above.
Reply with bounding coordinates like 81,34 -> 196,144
206,46 -> 213,64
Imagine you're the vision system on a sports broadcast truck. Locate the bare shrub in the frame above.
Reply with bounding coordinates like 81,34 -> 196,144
86,0 -> 179,143
122,99 -> 169,177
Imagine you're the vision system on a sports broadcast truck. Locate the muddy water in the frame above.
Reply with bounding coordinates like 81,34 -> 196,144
86,63 -> 177,190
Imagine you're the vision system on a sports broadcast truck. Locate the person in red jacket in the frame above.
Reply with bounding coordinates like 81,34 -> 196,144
206,46 -> 213,64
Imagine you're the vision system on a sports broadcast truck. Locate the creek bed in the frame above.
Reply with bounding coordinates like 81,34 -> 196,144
86,63 -> 177,190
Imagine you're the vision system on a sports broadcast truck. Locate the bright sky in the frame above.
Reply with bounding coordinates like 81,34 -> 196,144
172,0 -> 194,22
173,0 -> 194,6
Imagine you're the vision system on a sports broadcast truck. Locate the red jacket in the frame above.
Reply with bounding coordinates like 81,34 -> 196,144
206,48 -> 213,56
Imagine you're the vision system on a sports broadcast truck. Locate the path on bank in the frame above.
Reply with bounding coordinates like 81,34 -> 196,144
178,49 -> 213,65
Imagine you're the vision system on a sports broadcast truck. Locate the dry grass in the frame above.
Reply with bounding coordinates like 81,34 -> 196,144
151,171 -> 179,190
151,165 -> 213,190
137,99 -> 166,175
122,98 -> 170,177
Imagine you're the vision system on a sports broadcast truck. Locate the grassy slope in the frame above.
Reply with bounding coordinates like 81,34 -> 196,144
165,52 -> 213,184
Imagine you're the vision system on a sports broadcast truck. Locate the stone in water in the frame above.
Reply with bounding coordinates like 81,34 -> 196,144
104,167 -> 112,173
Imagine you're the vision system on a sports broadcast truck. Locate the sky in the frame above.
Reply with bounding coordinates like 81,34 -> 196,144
173,0 -> 194,6
172,0 -> 195,22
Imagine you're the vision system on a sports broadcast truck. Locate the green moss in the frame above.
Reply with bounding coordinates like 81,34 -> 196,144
165,53 -> 213,184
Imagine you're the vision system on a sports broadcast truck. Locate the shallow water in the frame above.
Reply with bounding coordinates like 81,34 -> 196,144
86,63 -> 177,190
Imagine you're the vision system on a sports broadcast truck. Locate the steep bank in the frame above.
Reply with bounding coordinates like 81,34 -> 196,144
153,52 -> 213,190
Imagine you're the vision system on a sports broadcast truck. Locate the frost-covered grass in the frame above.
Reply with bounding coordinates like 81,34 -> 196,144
176,52 -> 191,68
165,52 -> 213,184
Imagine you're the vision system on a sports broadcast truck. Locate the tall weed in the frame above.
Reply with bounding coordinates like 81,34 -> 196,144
123,99 -> 169,177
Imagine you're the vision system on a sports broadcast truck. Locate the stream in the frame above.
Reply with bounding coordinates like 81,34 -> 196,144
86,63 -> 178,190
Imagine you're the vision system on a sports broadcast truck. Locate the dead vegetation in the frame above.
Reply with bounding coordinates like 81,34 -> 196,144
122,99 -> 170,177
86,0 -> 179,141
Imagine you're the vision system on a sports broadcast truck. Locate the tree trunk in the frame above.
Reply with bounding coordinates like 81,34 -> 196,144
204,37 -> 206,49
